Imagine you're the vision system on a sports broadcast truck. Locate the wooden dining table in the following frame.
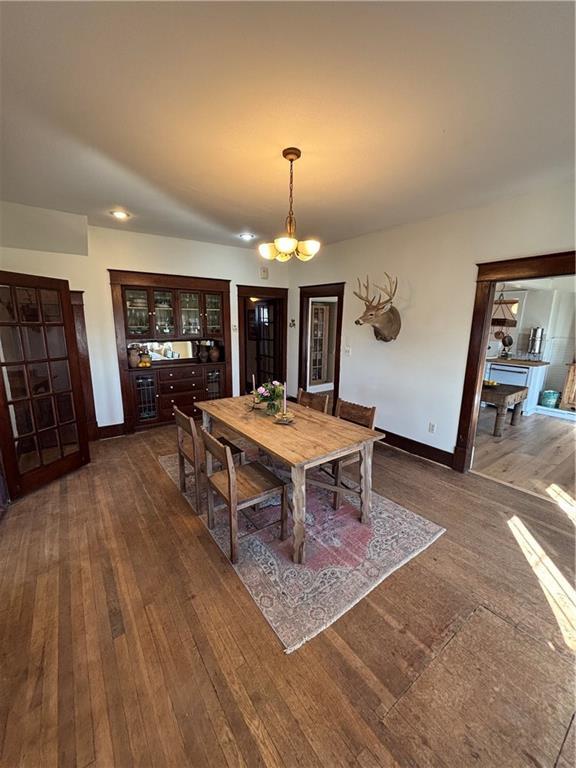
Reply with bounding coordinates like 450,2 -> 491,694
197,395 -> 384,564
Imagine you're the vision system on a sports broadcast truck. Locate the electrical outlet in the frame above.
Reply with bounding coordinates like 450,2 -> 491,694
344,345 -> 352,357
428,422 -> 437,434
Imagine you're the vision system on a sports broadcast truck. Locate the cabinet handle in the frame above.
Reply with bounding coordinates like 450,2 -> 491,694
170,399 -> 174,403
169,385 -> 173,390
169,372 -> 173,377
155,394 -> 159,398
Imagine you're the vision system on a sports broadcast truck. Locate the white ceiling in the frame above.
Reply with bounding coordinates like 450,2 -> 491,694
0,2 -> 573,247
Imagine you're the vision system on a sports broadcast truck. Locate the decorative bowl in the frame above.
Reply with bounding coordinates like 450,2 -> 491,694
274,411 -> 294,425
483,379 -> 498,388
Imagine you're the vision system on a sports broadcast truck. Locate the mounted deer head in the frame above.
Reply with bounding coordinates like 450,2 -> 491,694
353,273 -> 401,342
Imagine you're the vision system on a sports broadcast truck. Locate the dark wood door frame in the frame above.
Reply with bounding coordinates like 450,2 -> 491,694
237,285 -> 288,394
298,283 -> 345,412
70,291 -> 98,441
453,251 -> 575,473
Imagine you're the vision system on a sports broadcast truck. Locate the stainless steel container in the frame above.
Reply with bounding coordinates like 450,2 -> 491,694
528,327 -> 544,355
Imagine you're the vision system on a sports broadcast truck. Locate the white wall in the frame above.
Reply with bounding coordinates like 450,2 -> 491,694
0,201 -> 88,255
1,218 -> 289,426
545,290 -> 576,392
287,181 -> 575,452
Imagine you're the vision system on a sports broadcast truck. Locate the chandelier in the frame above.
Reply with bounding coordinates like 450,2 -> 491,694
258,147 -> 320,262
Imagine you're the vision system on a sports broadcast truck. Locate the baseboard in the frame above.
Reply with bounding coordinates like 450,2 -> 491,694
289,396 -> 455,468
97,423 -> 126,440
534,405 -> 576,422
376,427 -> 454,468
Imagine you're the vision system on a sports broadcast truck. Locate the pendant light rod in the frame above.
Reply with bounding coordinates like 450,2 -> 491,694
258,147 -> 320,263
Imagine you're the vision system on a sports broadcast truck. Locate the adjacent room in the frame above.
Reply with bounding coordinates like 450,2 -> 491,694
0,2 -> 574,767
474,275 -> 576,497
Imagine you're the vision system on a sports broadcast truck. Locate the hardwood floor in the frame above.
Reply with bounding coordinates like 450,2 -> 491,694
0,426 -> 574,767
473,406 -> 576,498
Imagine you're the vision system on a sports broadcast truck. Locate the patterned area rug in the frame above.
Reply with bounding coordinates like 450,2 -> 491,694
159,452 -> 445,653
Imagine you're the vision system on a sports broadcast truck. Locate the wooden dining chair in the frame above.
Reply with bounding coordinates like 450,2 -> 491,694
329,398 -> 376,510
297,387 -> 330,414
201,427 -> 288,563
174,407 -> 245,514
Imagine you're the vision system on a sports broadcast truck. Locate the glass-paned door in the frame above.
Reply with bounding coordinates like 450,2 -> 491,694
204,293 -> 223,336
0,274 -> 89,498
256,302 -> 277,382
310,303 -> 330,384
153,290 -> 175,337
179,292 -> 202,336
125,288 -> 152,338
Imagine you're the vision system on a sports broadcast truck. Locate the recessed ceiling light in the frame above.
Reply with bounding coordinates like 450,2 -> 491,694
238,232 -> 256,241
110,209 -> 131,221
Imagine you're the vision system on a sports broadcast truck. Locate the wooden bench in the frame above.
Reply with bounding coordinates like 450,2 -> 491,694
481,384 -> 528,437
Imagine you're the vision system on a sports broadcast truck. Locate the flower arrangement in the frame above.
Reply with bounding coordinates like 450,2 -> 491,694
253,380 -> 285,415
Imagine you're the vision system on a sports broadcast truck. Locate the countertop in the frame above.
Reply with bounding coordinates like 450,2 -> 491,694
485,357 -> 550,367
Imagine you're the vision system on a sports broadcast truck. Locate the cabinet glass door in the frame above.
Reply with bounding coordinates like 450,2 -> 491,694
125,289 -> 152,337
205,367 -> 224,399
179,292 -> 202,336
154,290 -> 175,337
204,293 -> 223,336
134,372 -> 158,422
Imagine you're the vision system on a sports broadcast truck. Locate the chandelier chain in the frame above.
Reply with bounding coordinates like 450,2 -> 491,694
286,159 -> 296,236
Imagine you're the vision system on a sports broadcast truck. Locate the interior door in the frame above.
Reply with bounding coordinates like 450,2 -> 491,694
0,271 -> 90,499
256,300 -> 278,382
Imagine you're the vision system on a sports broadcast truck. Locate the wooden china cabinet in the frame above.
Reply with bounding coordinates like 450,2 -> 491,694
110,270 -> 232,432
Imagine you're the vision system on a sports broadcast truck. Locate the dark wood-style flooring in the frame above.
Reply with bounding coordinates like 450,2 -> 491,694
1,426 -> 574,767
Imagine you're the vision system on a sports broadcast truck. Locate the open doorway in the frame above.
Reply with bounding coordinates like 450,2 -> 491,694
237,286 -> 287,394
455,251 -> 575,501
298,283 -> 344,413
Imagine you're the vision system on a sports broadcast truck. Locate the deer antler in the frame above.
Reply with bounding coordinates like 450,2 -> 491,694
353,276 -> 387,308
353,276 -> 372,305
374,272 -> 398,304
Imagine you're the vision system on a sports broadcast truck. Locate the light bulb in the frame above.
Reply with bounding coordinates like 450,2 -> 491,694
110,209 -> 130,221
258,243 -> 277,260
274,236 -> 298,255
296,240 -> 320,261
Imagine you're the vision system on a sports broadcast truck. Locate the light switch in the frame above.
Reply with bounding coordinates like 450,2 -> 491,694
344,345 -> 352,357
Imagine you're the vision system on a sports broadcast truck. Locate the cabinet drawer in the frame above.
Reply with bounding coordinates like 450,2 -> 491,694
160,405 -> 203,421
158,365 -> 203,382
159,378 -> 202,394
490,365 -> 528,386
159,392 -> 203,409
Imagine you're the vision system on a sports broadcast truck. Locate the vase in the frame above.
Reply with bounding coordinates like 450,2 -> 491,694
209,346 -> 220,362
198,347 -> 209,363
128,348 -> 140,369
266,400 -> 282,415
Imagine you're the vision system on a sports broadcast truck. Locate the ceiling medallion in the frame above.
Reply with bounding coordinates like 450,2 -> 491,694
258,147 -> 320,263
